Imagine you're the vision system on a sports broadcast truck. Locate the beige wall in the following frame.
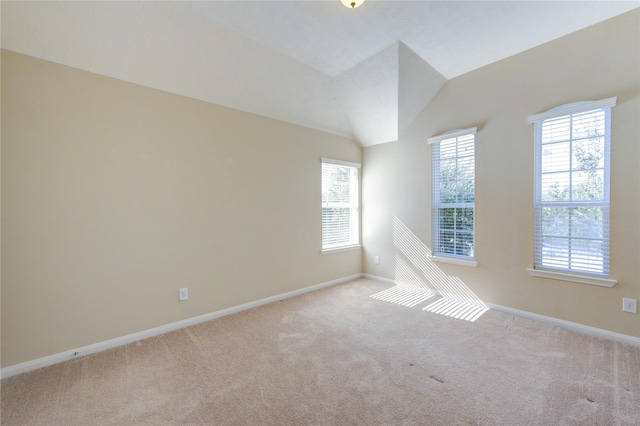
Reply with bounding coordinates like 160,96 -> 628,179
363,10 -> 640,337
1,50 -> 362,367
2,10 -> 639,370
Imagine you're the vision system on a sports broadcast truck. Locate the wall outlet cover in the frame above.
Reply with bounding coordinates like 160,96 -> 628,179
179,288 -> 188,301
622,298 -> 637,313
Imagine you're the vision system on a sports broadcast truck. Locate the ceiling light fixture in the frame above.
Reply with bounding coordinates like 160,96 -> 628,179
341,0 -> 365,9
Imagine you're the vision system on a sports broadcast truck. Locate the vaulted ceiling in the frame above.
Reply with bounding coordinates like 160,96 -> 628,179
2,1 -> 637,146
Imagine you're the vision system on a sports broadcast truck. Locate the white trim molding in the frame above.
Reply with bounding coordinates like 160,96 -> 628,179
362,273 -> 396,286
321,245 -> 362,255
4,272 -> 634,379
527,268 -> 617,287
320,157 -> 361,168
0,273 -> 362,380
430,255 -> 478,268
487,303 -> 639,348
364,274 -> 637,348
528,97 -> 617,123
428,127 -> 477,144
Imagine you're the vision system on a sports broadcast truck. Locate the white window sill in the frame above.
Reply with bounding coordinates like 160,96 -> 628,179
527,268 -> 617,287
321,245 -> 362,255
430,256 -> 478,268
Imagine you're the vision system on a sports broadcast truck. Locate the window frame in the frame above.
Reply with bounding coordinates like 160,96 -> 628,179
428,127 -> 477,264
528,97 -> 617,285
320,158 -> 361,253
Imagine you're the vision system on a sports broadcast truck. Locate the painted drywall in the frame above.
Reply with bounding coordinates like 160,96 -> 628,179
1,50 -> 362,367
363,10 -> 640,338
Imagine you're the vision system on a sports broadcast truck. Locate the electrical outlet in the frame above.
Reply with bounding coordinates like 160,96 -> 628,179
375,255 -> 380,265
622,298 -> 637,313
179,288 -> 188,301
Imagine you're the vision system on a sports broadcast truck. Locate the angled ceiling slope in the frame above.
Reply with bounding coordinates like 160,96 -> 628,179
334,42 -> 446,145
2,1 -> 638,147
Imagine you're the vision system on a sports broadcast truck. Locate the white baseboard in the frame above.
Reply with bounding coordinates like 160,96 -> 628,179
486,303 -> 640,347
362,273 -> 395,286
0,273 -> 362,380
4,272 -> 636,379
363,273 -> 640,348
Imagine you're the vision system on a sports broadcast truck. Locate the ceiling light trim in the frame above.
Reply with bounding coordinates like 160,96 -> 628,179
340,0 -> 365,9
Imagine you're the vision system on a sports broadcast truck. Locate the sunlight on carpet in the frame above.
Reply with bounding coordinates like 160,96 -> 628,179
423,297 -> 488,322
379,215 -> 489,322
369,286 -> 435,307
370,286 -> 488,322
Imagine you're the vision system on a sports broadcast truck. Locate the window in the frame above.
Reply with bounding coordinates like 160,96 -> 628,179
429,128 -> 476,259
529,97 -> 616,276
321,158 -> 360,251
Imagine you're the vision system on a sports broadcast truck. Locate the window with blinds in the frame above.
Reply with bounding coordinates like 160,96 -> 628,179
321,159 -> 360,251
529,98 -> 616,276
429,128 -> 476,259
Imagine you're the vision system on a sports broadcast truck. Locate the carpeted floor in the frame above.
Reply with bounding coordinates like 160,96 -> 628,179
2,278 -> 639,425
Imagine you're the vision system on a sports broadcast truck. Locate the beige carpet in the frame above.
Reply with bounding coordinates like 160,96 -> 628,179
2,278 -> 639,425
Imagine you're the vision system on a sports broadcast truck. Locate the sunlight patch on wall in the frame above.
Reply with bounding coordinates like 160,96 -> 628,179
394,254 -> 433,293
390,215 -> 488,322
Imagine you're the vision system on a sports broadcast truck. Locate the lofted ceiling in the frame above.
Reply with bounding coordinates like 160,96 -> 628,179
2,1 -> 637,146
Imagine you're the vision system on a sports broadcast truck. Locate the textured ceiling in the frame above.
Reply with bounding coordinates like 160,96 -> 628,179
2,1 -> 637,146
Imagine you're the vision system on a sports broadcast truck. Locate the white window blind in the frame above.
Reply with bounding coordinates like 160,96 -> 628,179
429,128 -> 476,259
530,97 -> 615,276
321,159 -> 360,251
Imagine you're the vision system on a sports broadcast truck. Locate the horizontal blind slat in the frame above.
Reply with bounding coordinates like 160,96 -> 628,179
533,104 -> 611,276
432,131 -> 475,259
321,160 -> 359,250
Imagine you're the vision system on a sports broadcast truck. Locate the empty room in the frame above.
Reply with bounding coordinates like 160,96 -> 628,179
1,1 -> 639,424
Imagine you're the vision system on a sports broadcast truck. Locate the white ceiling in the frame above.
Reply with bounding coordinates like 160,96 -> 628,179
2,1 -> 638,146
